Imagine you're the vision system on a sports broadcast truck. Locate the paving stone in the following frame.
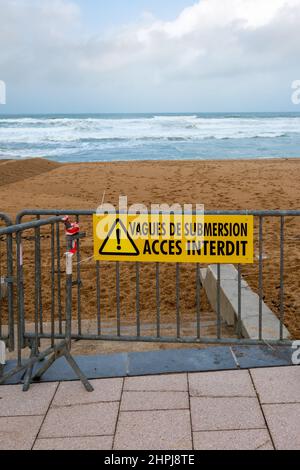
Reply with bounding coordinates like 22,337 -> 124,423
39,402 -> 119,438
191,397 -> 265,431
189,370 -> 255,397
114,410 -> 192,450
263,404 -> 300,450
121,391 -> 189,411
193,429 -> 273,450
52,378 -> 123,407
0,383 -> 58,416
33,436 -> 113,450
124,374 -> 188,392
251,366 -> 300,404
0,416 -> 43,450
128,348 -> 237,375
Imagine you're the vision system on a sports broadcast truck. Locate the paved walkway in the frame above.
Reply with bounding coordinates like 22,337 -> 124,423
0,366 -> 299,450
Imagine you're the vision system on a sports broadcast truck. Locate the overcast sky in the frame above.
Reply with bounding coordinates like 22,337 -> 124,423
1,0 -> 300,113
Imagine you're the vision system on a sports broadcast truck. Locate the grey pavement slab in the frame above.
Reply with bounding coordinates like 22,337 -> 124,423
2,347 -> 295,386
39,402 -> 119,438
52,378 -> 123,407
251,366 -> 300,404
124,373 -> 188,391
263,403 -> 300,450
0,416 -> 43,450
121,391 -> 189,411
188,370 -> 255,397
0,382 -> 58,416
193,429 -> 273,450
33,436 -> 113,450
232,345 -> 293,369
127,347 -> 237,376
191,397 -> 265,431
114,410 -> 192,450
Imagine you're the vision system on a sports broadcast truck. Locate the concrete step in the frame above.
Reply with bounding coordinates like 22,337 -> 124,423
200,264 -> 290,341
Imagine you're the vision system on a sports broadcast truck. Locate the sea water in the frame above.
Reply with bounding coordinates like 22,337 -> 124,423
0,112 -> 300,162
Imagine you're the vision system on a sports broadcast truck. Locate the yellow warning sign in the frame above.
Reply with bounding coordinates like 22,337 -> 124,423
93,214 -> 254,264
99,218 -> 139,256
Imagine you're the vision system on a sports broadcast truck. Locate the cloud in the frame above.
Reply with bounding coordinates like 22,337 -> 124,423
1,0 -> 300,111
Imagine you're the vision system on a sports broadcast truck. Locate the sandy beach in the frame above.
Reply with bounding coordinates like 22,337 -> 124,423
0,157 -> 299,339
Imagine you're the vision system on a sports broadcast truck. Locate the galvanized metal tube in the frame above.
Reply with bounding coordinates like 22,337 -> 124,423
6,233 -> 14,351
259,216 -> 264,340
136,262 -> 141,338
65,253 -> 73,350
96,261 -> 101,335
196,263 -> 200,339
156,263 -> 161,338
217,264 -> 221,339
116,262 -> 121,337
36,216 -> 43,335
56,222 -> 62,335
24,331 -> 294,347
280,216 -> 285,341
237,264 -> 242,338
16,232 -> 23,366
34,227 -> 39,352
176,263 -> 180,338
76,215 -> 82,336
50,224 -> 55,348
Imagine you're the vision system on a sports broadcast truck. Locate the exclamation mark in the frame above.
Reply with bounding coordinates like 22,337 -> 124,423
116,228 -> 121,251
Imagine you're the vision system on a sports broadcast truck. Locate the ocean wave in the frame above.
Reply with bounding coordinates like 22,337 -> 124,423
1,113 -> 300,161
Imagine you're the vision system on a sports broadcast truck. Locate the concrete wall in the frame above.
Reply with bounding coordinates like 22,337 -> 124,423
200,264 -> 290,341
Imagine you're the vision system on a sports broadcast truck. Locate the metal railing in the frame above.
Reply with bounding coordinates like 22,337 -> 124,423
0,213 -> 14,352
0,208 -> 298,389
0,215 -> 93,391
14,209 -> 300,347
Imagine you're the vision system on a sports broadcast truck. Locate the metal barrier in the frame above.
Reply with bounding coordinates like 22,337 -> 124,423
0,216 -> 93,392
14,209 -> 299,347
0,208 -> 298,390
0,213 -> 14,353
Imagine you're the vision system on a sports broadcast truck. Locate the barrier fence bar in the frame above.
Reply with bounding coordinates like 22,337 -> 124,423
280,216 -> 285,341
237,264 -> 242,338
176,263 -> 180,339
217,264 -> 221,340
196,263 -> 201,340
0,214 -> 14,352
0,207 -> 297,388
76,215 -> 82,336
136,262 -> 141,338
156,263 -> 160,338
96,261 -> 101,335
116,261 -> 121,337
259,216 -> 264,341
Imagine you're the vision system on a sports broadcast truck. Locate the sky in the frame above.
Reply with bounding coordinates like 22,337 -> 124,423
0,0 -> 300,114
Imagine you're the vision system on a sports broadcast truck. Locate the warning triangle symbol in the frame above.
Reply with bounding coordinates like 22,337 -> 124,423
99,218 -> 140,256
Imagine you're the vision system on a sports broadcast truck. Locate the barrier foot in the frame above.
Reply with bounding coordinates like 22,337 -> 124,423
63,348 -> 94,392
32,351 -> 61,382
22,344 -> 36,391
0,342 -> 93,392
22,364 -> 34,392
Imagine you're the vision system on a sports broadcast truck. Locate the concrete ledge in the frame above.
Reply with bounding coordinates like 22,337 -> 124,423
200,265 -> 290,341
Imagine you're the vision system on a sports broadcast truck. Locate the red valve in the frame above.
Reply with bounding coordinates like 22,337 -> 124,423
63,216 -> 79,254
